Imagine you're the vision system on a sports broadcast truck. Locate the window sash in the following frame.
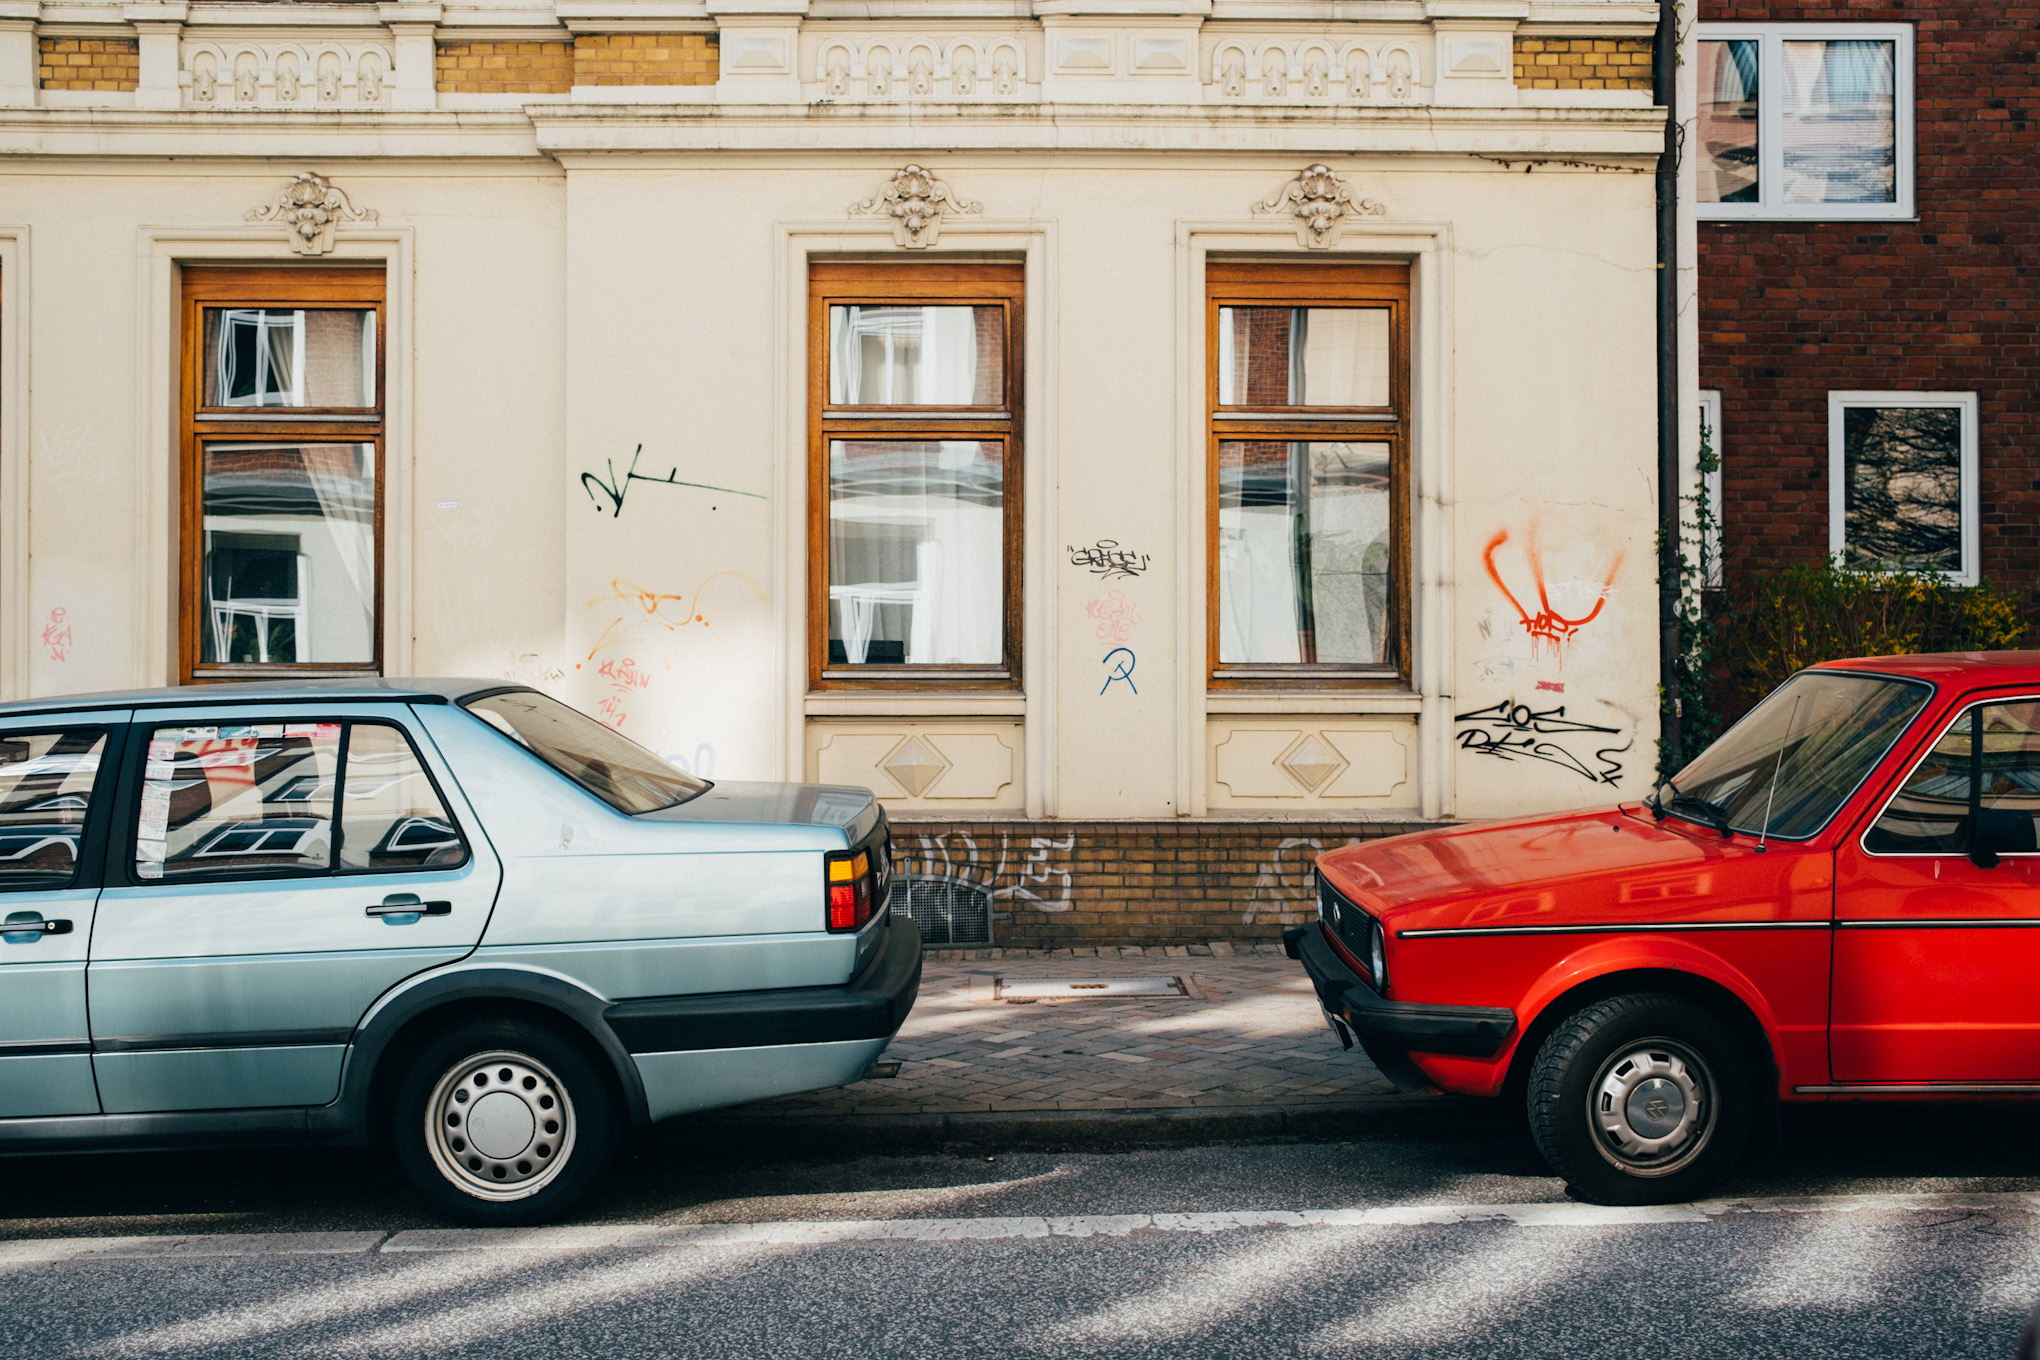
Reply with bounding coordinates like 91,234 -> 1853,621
179,267 -> 386,682
1206,265 -> 1411,688
1696,23 -> 1915,221
1826,390 -> 1979,586
808,263 -> 1024,689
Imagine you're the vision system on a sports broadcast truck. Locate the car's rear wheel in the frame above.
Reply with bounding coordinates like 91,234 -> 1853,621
393,1018 -> 618,1225
1526,993 -> 1753,1205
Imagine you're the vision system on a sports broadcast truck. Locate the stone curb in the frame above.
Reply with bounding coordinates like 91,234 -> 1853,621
657,1096 -> 1503,1156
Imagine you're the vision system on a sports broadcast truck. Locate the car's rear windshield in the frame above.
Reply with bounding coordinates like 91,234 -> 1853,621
461,689 -> 708,815
1668,669 -> 1931,840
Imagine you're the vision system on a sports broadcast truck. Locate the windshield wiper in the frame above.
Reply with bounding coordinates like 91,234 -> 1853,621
1665,790 -> 1736,840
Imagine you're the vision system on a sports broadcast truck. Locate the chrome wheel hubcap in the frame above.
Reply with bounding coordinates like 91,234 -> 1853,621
1589,1040 -> 1714,1175
426,1050 -> 575,1201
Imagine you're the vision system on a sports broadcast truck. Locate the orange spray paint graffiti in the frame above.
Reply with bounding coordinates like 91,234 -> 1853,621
1483,526 -> 1623,661
583,571 -> 769,661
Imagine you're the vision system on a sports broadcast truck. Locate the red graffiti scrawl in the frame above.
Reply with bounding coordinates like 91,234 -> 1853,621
1483,526 -> 1623,662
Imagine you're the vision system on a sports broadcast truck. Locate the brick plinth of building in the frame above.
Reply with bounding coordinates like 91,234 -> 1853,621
38,37 -> 140,92
887,818 -> 1447,950
572,33 -> 718,86
435,41 -> 574,94
1513,37 -> 1653,91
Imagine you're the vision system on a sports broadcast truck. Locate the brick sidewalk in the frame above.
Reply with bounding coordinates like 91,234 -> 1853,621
728,945 -> 1402,1124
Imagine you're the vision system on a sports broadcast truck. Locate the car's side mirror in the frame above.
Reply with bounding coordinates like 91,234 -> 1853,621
1968,808 -> 2038,870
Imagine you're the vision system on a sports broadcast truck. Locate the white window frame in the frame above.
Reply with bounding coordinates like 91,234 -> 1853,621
1696,23 -> 1915,222
1698,390 -> 1723,588
1827,391 -> 1978,586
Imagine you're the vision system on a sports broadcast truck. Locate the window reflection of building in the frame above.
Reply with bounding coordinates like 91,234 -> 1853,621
1207,265 -> 1409,686
810,264 -> 1022,686
182,268 -> 384,679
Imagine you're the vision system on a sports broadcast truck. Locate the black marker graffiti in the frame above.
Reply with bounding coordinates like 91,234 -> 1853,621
1067,540 -> 1151,580
1454,699 -> 1631,786
582,444 -> 767,518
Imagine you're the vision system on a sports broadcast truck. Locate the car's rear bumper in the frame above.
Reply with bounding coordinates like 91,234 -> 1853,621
1285,923 -> 1515,1060
603,914 -> 923,1054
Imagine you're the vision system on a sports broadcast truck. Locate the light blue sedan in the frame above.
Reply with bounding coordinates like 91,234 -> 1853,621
0,680 -> 915,1223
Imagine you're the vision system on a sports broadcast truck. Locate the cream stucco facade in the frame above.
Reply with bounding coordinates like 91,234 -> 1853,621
0,0 -> 1667,871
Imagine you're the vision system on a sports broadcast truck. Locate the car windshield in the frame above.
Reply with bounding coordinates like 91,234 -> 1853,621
461,689 -> 708,815
1663,670 -> 1931,840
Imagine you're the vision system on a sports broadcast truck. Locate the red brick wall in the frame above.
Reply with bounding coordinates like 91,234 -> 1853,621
1698,5 -> 2040,584
889,817 -> 1446,947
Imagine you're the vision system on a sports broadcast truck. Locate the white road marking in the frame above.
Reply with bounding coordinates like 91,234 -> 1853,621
1,1192 -> 2030,1264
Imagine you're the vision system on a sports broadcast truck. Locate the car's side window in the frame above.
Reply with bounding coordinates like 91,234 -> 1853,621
138,722 -> 340,881
339,723 -> 466,872
1865,700 -> 2040,855
0,729 -> 107,889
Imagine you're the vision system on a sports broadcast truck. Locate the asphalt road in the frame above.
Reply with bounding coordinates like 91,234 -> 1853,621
5,1104 -> 2040,1359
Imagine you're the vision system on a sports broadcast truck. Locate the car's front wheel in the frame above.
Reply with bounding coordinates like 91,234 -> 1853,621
1526,993 -> 1753,1205
393,1018 -> 619,1225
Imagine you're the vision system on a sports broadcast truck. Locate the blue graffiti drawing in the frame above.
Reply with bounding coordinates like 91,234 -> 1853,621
1100,647 -> 1138,695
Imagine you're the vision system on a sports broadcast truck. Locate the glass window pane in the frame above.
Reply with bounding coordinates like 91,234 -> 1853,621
828,305 -> 1003,406
1866,703 -> 2040,856
203,308 -> 376,408
1217,441 -> 1391,665
1218,308 -> 1390,407
1781,39 -> 1896,204
1842,406 -> 1963,572
462,690 -> 707,815
828,440 -> 1003,666
1673,671 -> 1928,840
338,724 -> 466,871
138,723 -> 340,880
1698,40 -> 1760,203
0,730 -> 104,889
200,443 -> 376,665
1864,711 -> 1972,853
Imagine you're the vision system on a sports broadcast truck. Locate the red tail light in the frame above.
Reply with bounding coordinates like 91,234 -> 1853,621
825,848 -> 879,932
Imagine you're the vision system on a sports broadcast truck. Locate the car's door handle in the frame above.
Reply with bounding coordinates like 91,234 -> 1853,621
1,912 -> 71,942
365,895 -> 452,921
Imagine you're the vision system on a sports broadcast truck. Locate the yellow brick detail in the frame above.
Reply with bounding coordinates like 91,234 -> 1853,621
1511,34 -> 1652,90
433,39 -> 573,93
571,31 -> 719,86
37,35 -> 138,90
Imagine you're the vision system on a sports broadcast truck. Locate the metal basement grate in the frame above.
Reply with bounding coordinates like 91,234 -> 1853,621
887,873 -> 993,947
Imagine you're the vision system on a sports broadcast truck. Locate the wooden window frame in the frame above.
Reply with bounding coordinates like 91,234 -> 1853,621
807,259 -> 1024,692
1205,260 -> 1412,691
178,265 -> 387,683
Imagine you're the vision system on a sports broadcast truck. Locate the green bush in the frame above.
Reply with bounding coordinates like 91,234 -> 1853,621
1725,558 -> 2030,706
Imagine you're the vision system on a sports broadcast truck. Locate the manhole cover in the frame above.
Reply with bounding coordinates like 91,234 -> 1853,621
994,977 -> 1190,1000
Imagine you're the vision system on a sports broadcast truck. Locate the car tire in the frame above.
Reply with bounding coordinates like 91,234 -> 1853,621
392,1018 -> 619,1226
1526,992 -> 1753,1206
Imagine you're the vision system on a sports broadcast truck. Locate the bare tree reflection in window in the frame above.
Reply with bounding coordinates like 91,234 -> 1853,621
1843,405 -> 1963,572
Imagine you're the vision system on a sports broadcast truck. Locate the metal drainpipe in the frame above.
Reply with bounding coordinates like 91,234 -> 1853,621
1654,0 -> 1682,774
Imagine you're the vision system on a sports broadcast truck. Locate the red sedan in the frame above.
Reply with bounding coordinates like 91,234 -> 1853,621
1293,652 -> 2040,1204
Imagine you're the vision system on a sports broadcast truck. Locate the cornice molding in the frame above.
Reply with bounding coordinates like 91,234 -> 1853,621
0,98 -> 1663,159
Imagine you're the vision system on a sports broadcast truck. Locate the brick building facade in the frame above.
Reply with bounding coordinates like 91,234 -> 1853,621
1697,6 -> 2040,586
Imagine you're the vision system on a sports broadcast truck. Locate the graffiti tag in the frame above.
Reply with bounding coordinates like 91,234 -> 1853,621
40,608 -> 71,662
1455,699 -> 1630,786
581,444 -> 767,519
1067,540 -> 1151,580
1085,590 -> 1139,644
1483,526 -> 1623,660
1100,647 -> 1138,695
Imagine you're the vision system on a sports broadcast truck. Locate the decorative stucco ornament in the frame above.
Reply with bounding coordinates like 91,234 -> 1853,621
1252,163 -> 1385,249
246,172 -> 378,256
850,164 -> 982,249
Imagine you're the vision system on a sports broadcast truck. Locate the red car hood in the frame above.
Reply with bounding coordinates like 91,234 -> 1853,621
1314,804 -> 1749,934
